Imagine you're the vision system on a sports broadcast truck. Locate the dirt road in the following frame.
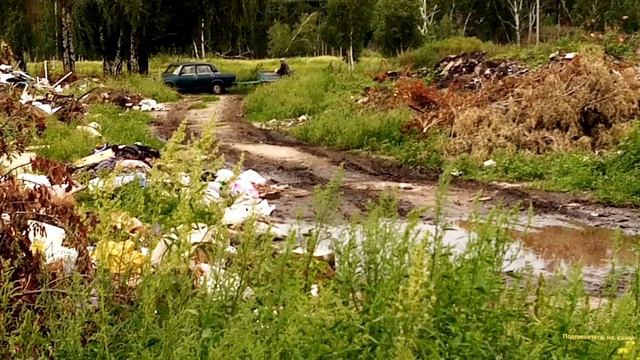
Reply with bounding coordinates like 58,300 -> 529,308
158,95 -> 640,234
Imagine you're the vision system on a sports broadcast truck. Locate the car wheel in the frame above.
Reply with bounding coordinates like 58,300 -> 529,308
212,83 -> 225,95
164,82 -> 175,88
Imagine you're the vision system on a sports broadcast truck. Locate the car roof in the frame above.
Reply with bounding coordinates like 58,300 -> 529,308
168,62 -> 214,66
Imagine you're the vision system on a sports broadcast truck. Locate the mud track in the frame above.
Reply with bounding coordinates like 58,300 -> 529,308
155,95 -> 640,234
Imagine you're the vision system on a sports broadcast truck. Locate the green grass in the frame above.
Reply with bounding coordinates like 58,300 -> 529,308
4,139 -> 640,357
200,95 -> 219,103
452,135 -> 640,205
36,104 -> 162,162
6,120 -> 640,358
246,66 -> 371,122
35,121 -> 98,163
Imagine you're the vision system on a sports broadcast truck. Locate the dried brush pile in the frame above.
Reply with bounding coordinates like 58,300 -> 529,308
401,56 -> 640,158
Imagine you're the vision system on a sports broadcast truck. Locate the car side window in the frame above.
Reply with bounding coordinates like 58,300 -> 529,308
181,65 -> 196,75
197,65 -> 213,74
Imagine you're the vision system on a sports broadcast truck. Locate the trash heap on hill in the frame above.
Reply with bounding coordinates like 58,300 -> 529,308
434,51 -> 530,90
361,52 -> 640,157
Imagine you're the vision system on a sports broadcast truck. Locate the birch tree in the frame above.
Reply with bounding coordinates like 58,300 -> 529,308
419,0 -> 440,36
499,0 -> 527,45
60,0 -> 76,73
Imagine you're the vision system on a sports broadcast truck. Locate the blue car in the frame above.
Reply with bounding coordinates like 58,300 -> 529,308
162,62 -> 236,94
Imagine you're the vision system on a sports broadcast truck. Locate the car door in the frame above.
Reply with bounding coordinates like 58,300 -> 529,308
176,65 -> 197,91
196,64 -> 215,90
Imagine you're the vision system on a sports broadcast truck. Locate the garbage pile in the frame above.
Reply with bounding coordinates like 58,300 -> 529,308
0,90 -> 48,130
360,52 -> 640,157
435,51 -> 530,90
82,89 -> 168,112
1,131 -> 307,297
1,159 -> 94,302
1,63 -> 86,120
19,91 -> 86,120
407,55 -> 640,157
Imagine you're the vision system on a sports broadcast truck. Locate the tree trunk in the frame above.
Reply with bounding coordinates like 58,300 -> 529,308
54,0 -> 59,60
61,1 -> 75,73
201,17 -> 206,58
129,29 -> 139,74
348,30 -> 354,71
138,48 -> 149,74
100,26 -> 111,76
113,29 -> 125,76
536,0 -> 540,44
528,5 -> 534,44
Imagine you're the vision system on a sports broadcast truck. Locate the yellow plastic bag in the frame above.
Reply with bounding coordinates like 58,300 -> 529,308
93,240 -> 147,274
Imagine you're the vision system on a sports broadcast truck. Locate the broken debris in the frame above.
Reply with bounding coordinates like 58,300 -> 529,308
435,51 -> 529,90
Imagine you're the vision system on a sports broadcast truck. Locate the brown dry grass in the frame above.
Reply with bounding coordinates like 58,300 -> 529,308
404,56 -> 640,158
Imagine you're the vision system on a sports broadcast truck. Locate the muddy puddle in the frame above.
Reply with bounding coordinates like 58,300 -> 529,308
283,219 -> 638,295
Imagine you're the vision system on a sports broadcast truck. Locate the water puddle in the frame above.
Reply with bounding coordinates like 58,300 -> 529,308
519,225 -> 637,267
284,219 -> 638,294
457,221 -> 638,293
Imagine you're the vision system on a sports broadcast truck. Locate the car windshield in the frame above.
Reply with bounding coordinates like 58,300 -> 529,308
164,65 -> 180,75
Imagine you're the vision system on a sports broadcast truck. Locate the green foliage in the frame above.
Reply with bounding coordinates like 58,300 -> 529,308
3,185 -> 640,357
267,22 -> 293,57
423,16 -> 463,42
246,66 -> 369,122
573,0 -> 640,33
268,13 -> 320,58
294,104 -> 408,150
373,0 -> 422,56
324,0 -> 376,62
